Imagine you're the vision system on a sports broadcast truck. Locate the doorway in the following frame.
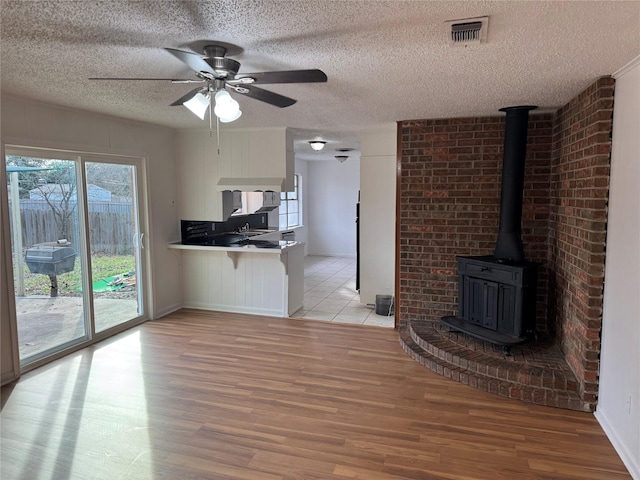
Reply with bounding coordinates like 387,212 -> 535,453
5,148 -> 148,368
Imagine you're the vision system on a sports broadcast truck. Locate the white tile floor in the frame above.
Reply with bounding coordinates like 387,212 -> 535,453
291,255 -> 394,328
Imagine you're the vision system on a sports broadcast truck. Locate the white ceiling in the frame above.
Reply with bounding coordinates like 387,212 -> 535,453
1,0 -> 639,161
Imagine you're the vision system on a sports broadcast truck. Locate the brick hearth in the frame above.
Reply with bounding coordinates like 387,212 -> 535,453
396,77 -> 614,411
399,319 -> 587,411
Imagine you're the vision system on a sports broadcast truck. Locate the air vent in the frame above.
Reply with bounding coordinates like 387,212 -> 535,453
445,16 -> 489,47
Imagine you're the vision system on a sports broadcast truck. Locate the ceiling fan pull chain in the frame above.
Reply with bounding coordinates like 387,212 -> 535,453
209,94 -> 213,138
216,115 -> 221,155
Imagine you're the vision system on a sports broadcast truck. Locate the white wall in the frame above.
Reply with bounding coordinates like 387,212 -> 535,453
595,57 -> 640,480
359,128 -> 397,306
0,95 -> 182,383
306,157 -> 360,256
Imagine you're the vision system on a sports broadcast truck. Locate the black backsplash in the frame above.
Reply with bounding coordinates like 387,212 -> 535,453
224,212 -> 269,232
181,213 -> 269,245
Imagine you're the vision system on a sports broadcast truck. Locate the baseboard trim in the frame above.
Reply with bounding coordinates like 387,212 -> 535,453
594,409 -> 640,479
288,303 -> 304,316
182,303 -> 286,318
307,253 -> 356,258
153,303 -> 182,319
1,371 -> 19,387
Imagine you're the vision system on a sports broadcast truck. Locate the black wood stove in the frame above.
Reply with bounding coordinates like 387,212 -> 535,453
441,106 -> 539,352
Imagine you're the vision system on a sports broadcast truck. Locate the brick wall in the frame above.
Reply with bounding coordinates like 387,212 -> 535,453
397,77 -> 614,408
549,77 -> 614,404
398,114 -> 553,332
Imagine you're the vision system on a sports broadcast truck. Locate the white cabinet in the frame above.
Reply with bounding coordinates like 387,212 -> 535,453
176,127 -> 293,222
262,191 -> 281,208
217,127 -> 294,191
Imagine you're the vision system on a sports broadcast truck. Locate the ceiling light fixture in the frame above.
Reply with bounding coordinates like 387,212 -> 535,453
213,90 -> 242,123
335,155 -> 348,163
309,141 -> 326,151
183,92 -> 210,120
183,89 -> 242,123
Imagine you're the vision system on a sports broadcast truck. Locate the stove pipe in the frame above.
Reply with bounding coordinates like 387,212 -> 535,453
493,105 -> 537,262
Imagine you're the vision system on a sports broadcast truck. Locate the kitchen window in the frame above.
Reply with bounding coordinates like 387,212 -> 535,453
279,174 -> 301,229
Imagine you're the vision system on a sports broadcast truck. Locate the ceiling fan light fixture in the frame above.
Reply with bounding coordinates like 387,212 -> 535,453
183,92 -> 210,119
214,90 -> 242,123
309,141 -> 326,151
219,109 -> 242,123
92,45 -> 327,121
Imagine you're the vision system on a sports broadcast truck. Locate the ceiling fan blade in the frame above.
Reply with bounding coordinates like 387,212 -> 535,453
89,77 -> 204,84
233,69 -> 327,84
231,85 -> 296,108
170,87 -> 206,106
164,48 -> 216,76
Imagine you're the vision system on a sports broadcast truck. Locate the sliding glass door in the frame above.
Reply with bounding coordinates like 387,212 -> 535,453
85,160 -> 144,333
5,148 -> 147,367
7,154 -> 88,361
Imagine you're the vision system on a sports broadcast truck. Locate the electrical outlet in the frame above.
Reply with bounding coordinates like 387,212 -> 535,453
625,394 -> 632,415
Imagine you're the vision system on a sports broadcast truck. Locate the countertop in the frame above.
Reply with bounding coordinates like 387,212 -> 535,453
168,240 -> 303,253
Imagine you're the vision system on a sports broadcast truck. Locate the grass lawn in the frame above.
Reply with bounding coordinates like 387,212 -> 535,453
14,254 -> 136,297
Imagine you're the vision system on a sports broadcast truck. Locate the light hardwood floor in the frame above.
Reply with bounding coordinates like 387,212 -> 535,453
1,309 -> 630,480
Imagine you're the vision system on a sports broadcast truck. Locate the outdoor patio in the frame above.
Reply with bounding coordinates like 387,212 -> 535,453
15,295 -> 139,358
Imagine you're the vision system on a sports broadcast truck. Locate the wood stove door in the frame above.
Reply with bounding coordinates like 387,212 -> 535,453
497,284 -> 517,336
462,271 -> 520,337
464,276 -> 499,329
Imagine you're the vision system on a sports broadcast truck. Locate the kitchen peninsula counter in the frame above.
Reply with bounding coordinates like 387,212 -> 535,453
168,240 -> 301,253
169,240 -> 304,317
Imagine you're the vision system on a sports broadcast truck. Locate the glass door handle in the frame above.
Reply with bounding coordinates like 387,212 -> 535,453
133,232 -> 145,249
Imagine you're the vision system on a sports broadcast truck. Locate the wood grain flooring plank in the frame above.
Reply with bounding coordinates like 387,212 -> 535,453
528,458 -> 632,480
1,309 -> 631,479
248,450 -> 337,477
163,451 -> 283,480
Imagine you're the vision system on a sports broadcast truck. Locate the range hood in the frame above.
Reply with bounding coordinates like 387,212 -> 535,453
255,205 -> 278,212
216,177 -> 285,192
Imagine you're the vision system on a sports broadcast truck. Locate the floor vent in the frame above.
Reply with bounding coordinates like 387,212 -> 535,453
445,16 -> 489,47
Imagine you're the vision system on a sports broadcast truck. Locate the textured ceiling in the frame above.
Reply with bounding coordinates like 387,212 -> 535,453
1,0 -> 639,161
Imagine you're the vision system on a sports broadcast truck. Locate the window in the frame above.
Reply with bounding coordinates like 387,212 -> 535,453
279,174 -> 301,229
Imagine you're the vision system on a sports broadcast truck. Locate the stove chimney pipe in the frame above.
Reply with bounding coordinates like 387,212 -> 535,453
493,105 -> 537,262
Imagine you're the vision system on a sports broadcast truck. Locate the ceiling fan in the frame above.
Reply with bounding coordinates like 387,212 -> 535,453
90,44 -> 328,122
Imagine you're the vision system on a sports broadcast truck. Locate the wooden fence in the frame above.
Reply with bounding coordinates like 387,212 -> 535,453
8,200 -> 134,255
